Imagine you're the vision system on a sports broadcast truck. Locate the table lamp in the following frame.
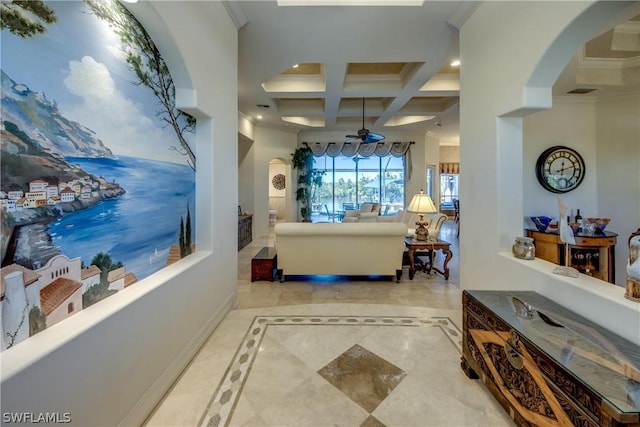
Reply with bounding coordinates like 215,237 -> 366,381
407,189 -> 437,241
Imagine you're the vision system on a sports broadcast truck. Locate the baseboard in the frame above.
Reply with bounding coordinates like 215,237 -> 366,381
119,292 -> 237,427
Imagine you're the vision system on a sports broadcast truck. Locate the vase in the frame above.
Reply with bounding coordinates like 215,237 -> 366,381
512,237 -> 535,260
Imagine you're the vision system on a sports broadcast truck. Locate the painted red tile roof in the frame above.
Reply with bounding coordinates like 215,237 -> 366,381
39,277 -> 82,316
166,244 -> 196,267
1,264 -> 40,300
166,245 -> 181,266
107,267 -> 125,282
81,265 -> 101,280
124,273 -> 137,288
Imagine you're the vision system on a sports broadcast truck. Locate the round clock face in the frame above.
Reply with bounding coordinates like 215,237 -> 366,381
535,146 -> 585,193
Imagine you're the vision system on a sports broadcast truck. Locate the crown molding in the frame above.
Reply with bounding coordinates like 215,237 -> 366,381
446,1 -> 481,32
222,1 -> 248,29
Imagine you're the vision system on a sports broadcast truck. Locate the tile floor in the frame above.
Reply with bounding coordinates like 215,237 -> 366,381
144,222 -> 515,427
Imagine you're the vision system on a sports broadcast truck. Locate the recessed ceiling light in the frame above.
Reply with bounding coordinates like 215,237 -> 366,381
257,115 -> 263,120
450,60 -> 460,67
292,64 -> 299,68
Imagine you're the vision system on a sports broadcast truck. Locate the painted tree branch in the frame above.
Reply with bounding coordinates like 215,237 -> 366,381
84,0 -> 196,170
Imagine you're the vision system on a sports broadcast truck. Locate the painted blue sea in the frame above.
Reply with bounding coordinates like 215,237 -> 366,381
48,155 -> 195,280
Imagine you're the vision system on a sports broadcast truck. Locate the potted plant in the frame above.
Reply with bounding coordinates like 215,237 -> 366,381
291,146 -> 323,222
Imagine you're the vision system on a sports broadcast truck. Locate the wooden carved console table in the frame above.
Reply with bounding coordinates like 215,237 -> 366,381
462,290 -> 640,427
238,214 -> 253,251
404,237 -> 452,280
526,229 -> 617,283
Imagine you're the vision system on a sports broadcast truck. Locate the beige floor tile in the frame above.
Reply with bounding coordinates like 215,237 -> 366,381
146,223 -> 516,427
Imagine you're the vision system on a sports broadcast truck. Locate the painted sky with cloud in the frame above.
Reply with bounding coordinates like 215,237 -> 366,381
0,1 -> 192,166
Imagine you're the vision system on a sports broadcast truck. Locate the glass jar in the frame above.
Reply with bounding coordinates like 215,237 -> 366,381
512,237 -> 535,260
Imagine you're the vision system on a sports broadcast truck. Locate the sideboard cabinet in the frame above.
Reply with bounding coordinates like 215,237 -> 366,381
238,214 -> 253,251
526,229 -> 617,283
462,290 -> 640,427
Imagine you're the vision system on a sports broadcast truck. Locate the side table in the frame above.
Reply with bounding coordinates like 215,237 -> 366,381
404,237 -> 452,280
251,247 -> 277,282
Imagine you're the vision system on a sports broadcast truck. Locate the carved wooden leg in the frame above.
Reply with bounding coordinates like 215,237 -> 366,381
441,248 -> 452,280
408,248 -> 416,280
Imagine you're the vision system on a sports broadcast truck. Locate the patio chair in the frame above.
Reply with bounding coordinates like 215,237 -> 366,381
324,204 -> 339,221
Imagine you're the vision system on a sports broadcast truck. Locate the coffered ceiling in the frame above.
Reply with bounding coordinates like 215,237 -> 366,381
228,1 -> 640,146
554,14 -> 640,98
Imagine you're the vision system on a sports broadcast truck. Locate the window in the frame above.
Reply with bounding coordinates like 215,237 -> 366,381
440,174 -> 459,208
68,302 -> 75,314
312,154 -> 405,222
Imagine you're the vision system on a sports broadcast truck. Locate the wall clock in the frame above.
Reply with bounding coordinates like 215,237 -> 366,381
535,146 -> 585,193
272,173 -> 286,190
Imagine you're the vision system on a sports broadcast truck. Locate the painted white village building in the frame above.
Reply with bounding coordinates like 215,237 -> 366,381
107,267 -> 126,292
29,180 -> 48,193
1,253 -> 134,350
60,187 -> 75,202
81,265 -> 101,293
7,191 -> 23,200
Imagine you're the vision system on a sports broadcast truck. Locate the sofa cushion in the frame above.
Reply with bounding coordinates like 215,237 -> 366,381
359,203 -> 374,213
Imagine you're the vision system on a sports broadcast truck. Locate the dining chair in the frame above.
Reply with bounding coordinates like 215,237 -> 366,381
453,199 -> 460,237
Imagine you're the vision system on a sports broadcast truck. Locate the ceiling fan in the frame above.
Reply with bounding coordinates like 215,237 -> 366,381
346,98 -> 385,143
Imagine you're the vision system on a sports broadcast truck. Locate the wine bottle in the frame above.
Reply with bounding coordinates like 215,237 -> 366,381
575,209 -> 583,232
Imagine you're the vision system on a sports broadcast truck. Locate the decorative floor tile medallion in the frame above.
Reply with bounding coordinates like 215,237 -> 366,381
199,315 -> 461,427
318,344 -> 406,412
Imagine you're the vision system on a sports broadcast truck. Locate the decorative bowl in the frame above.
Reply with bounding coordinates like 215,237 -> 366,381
531,216 -> 553,232
586,217 -> 610,233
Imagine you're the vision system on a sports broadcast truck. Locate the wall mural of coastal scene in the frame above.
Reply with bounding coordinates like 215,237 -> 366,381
0,0 -> 196,351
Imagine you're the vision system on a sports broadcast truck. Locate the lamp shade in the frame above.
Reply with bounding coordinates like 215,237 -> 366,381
407,190 -> 437,214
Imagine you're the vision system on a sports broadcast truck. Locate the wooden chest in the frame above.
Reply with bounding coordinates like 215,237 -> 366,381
462,290 -> 640,427
251,246 -> 277,282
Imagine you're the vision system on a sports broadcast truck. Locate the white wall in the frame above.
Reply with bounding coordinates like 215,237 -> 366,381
253,127 -> 299,236
524,95 -> 640,286
595,93 -> 640,284
460,1 -> 640,344
268,160 -> 287,219
524,99 -> 598,219
0,2 -> 239,425
239,133 -> 255,216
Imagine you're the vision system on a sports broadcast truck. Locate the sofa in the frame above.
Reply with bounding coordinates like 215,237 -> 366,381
274,222 -> 408,282
341,202 -> 381,222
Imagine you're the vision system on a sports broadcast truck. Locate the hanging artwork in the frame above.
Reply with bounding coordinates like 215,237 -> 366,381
272,174 -> 286,191
269,163 -> 286,197
0,0 -> 196,351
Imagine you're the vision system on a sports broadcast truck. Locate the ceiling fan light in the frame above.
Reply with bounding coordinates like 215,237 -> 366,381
345,97 -> 385,143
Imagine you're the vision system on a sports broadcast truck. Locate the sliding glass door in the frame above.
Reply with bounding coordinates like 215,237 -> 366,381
312,154 -> 404,222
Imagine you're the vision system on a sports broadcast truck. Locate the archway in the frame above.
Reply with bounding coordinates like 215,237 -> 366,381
268,157 -> 292,224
